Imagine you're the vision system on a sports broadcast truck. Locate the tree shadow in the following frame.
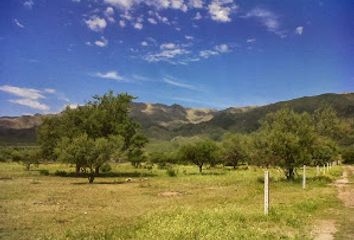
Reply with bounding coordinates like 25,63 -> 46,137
54,171 -> 157,178
187,171 -> 226,176
71,180 -> 126,185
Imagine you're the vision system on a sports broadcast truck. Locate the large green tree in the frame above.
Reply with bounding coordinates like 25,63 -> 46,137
253,109 -> 323,180
55,134 -> 117,183
38,91 -> 147,174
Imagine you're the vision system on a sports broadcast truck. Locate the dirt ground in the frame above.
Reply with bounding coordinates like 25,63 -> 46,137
313,165 -> 354,240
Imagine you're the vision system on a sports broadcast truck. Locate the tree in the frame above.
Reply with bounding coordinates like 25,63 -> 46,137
38,91 -> 148,174
253,109 -> 317,180
12,147 -> 41,171
221,133 -> 249,169
179,140 -> 219,173
55,134 -> 114,183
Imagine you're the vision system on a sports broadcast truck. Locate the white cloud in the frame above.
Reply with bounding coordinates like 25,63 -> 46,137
134,22 -> 143,30
193,12 -> 202,20
147,17 -> 158,24
215,43 -> 229,53
14,19 -> 24,28
0,85 -> 54,111
95,36 -> 108,47
160,42 -> 176,49
104,0 -> 136,10
95,71 -> 123,81
188,0 -> 203,8
163,77 -> 197,90
200,43 -> 231,58
185,35 -> 194,40
246,38 -> 256,43
244,8 -> 286,38
295,26 -> 304,35
170,0 -> 188,12
208,0 -> 237,23
119,20 -> 126,27
144,43 -> 190,63
0,85 -> 45,100
8,99 -> 49,111
141,41 -> 148,46
199,49 -> 219,58
44,88 -> 56,94
85,16 -> 107,32
105,7 -> 115,22
23,0 -> 34,9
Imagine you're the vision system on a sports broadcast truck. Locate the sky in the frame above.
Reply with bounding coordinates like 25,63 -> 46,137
0,0 -> 354,116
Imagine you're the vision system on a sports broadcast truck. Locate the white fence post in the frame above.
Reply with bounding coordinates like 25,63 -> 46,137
316,165 -> 320,177
264,170 -> 269,215
302,165 -> 306,189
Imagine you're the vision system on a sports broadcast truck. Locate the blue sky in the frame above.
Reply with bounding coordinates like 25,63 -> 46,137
0,0 -> 353,116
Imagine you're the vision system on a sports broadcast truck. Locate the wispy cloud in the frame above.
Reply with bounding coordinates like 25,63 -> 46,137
0,85 -> 45,100
199,43 -> 231,59
163,77 -> 199,91
0,85 -> 53,111
95,71 -> 123,81
14,19 -> 24,28
243,7 -> 286,38
143,42 -> 190,63
8,99 -> 49,111
23,0 -> 34,9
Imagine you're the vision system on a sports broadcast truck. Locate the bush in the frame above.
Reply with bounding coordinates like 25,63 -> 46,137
101,163 -> 112,173
39,169 -> 49,176
342,147 -> 354,164
166,168 -> 177,177
55,170 -> 68,177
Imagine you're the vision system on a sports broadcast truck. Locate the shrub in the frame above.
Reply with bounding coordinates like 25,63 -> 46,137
39,169 -> 49,176
166,168 -> 177,177
55,170 -> 68,177
101,163 -> 112,173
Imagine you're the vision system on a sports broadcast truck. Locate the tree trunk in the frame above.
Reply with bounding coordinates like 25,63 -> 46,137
25,163 -> 30,171
88,174 -> 95,184
233,165 -> 236,169
95,166 -> 100,176
286,167 -> 295,181
75,164 -> 81,176
198,164 -> 203,173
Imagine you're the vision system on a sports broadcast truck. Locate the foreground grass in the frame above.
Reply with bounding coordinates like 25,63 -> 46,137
0,163 -> 345,239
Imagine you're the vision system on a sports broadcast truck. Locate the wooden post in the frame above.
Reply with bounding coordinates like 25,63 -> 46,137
302,165 -> 306,189
264,170 -> 269,215
323,164 -> 326,175
316,165 -> 320,177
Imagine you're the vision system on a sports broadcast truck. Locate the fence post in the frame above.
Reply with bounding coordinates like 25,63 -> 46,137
264,170 -> 269,215
316,165 -> 320,177
302,165 -> 306,189
323,164 -> 326,175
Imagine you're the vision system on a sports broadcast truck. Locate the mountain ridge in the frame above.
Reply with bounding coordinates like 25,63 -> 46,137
1,92 -> 354,145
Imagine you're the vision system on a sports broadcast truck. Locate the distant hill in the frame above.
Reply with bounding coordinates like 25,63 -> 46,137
1,92 -> 354,145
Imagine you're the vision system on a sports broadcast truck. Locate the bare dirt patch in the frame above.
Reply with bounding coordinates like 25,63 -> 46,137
158,191 -> 183,197
312,220 -> 337,240
335,166 -> 354,208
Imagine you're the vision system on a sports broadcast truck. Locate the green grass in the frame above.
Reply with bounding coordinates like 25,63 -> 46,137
0,163 -> 346,240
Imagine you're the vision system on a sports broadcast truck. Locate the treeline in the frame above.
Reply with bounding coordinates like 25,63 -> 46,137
1,91 -> 354,183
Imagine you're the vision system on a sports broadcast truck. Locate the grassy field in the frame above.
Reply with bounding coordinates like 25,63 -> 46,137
0,162 -> 348,240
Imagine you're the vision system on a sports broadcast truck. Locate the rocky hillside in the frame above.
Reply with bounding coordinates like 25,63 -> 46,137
1,92 -> 354,145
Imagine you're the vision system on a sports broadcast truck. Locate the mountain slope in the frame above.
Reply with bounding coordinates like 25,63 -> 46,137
1,92 -> 353,145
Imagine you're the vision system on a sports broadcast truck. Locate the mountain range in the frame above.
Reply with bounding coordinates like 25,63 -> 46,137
1,92 -> 354,145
